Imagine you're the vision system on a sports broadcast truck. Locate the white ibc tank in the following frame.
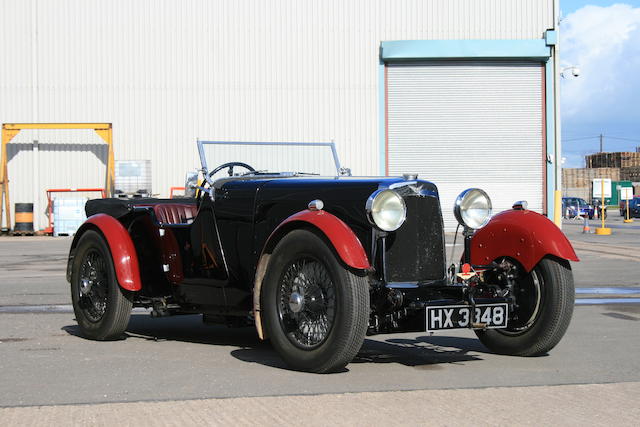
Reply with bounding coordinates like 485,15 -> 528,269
53,198 -> 88,236
115,160 -> 152,196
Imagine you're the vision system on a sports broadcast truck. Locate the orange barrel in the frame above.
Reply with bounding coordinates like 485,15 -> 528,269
14,203 -> 34,233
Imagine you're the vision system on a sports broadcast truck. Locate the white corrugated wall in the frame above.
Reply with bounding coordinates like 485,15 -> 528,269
0,0 -> 553,229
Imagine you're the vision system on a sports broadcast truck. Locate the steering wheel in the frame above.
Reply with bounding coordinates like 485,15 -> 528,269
197,162 -> 257,203
208,162 -> 256,178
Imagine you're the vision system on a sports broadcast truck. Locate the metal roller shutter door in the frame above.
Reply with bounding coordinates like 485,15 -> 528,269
386,60 -> 545,232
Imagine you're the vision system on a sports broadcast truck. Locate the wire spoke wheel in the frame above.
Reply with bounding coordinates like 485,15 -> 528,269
475,257 -> 574,356
262,229 -> 369,373
78,249 -> 109,323
501,259 -> 543,335
70,230 -> 133,340
277,258 -> 336,349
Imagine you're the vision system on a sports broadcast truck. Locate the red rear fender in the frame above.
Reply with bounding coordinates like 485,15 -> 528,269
470,210 -> 579,272
70,214 -> 142,291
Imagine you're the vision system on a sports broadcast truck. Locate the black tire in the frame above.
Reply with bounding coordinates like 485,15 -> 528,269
70,230 -> 133,340
262,229 -> 369,373
475,257 -> 574,356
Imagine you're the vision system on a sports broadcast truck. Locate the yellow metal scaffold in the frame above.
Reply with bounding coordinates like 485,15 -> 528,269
0,123 -> 114,231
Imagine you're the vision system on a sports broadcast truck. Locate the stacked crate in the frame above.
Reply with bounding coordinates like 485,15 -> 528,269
562,168 -> 621,196
586,152 -> 640,168
620,167 -> 640,196
620,166 -> 640,182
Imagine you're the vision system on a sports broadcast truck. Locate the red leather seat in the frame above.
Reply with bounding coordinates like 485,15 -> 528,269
153,204 -> 198,225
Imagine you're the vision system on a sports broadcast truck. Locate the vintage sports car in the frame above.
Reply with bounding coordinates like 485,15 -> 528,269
67,141 -> 578,373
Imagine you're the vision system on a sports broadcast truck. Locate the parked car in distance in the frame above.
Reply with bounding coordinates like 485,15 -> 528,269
626,197 -> 640,218
562,197 -> 594,219
619,195 -> 640,216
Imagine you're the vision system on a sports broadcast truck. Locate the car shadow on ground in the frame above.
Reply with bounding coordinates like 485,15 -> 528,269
62,314 -> 291,369
63,314 -> 489,372
231,334 -> 488,372
352,336 -> 487,369
63,313 -> 264,345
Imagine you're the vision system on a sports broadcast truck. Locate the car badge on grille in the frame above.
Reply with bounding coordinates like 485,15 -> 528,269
456,263 -> 477,280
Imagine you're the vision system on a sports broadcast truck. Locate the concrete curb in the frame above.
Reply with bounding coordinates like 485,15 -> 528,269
1,382 -> 638,426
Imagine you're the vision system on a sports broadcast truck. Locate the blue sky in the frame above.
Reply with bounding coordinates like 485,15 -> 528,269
560,1 -> 640,167
560,0 -> 632,14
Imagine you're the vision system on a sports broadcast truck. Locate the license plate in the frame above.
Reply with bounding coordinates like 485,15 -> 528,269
426,303 -> 508,331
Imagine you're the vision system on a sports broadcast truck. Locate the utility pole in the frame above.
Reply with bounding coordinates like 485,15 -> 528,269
599,134 -> 603,152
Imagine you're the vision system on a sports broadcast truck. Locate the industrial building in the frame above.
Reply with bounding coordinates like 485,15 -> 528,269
0,0 -> 561,232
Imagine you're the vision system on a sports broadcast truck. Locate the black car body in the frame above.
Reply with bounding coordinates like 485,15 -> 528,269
67,141 -> 579,372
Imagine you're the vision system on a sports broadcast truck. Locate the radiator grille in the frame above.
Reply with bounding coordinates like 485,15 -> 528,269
385,195 -> 445,283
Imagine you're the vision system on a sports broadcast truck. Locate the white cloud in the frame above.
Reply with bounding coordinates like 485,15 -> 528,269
561,4 -> 640,123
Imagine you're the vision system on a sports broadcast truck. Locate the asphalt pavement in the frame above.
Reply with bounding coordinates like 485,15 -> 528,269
0,214 -> 639,425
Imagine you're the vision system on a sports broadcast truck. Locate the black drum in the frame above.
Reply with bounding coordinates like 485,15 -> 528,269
14,203 -> 34,232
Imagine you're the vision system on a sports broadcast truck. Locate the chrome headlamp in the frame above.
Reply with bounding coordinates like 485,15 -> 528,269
366,189 -> 407,232
454,188 -> 492,230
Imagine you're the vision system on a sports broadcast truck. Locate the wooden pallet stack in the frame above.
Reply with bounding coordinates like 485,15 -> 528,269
586,152 -> 640,168
620,166 -> 640,182
562,167 -> 621,192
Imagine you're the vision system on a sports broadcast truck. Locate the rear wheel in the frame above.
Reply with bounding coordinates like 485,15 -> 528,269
476,257 -> 574,356
262,229 -> 369,373
70,230 -> 133,340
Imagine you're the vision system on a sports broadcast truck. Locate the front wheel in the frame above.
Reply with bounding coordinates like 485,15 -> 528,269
70,230 -> 133,340
476,257 -> 574,356
262,229 -> 369,373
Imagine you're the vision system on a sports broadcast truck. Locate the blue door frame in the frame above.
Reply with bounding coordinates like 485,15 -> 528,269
379,32 -> 557,218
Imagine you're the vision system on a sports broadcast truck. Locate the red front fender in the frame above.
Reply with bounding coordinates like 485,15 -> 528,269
71,214 -> 142,291
268,210 -> 371,270
470,210 -> 579,272
253,209 -> 370,340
